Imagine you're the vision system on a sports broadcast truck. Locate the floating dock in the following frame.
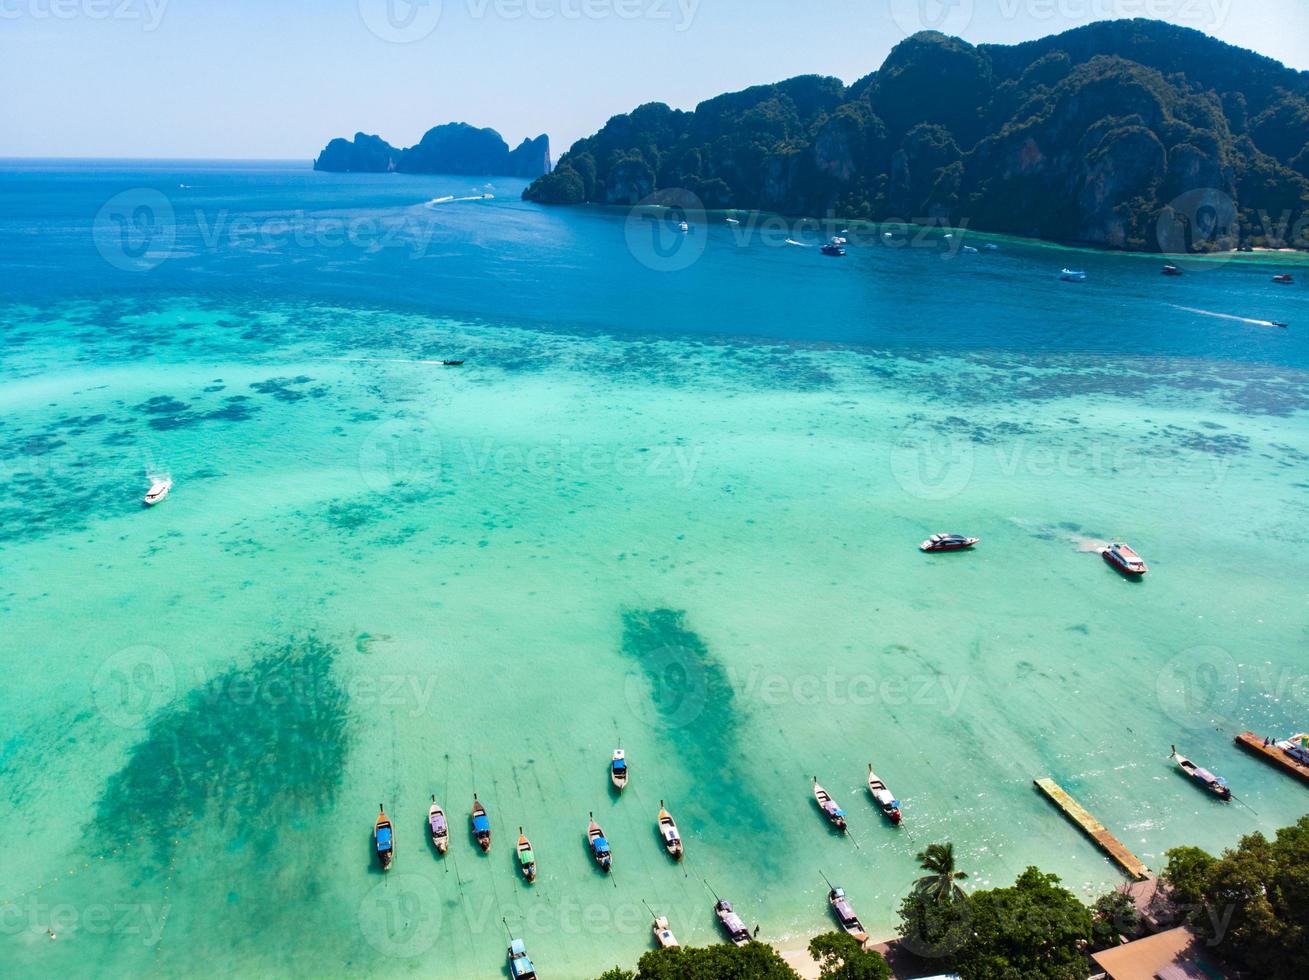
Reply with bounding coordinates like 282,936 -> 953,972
1033,777 -> 1150,881
1234,732 -> 1309,786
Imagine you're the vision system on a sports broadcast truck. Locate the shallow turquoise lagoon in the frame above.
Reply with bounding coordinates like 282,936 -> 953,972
1,162 -> 1307,978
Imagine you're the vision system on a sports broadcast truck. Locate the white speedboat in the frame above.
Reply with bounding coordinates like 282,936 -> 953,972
677,221 -> 689,233
1060,269 -> 1087,282
143,478 -> 172,506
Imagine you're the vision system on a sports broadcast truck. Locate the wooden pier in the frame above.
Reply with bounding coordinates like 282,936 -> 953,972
1234,732 -> 1309,786
1033,777 -> 1150,881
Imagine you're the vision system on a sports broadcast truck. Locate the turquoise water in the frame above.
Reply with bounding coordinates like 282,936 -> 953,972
2,161 -> 1308,978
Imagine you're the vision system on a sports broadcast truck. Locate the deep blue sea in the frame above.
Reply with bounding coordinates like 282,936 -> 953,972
2,159 -> 1307,979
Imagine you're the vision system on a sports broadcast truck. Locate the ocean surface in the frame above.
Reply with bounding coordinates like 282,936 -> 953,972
1,159 -> 1307,979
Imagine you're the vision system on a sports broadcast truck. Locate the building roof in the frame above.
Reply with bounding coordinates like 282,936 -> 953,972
1091,926 -> 1226,980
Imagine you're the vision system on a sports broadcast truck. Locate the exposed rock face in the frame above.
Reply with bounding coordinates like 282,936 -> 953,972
524,19 -> 1309,252
314,124 -> 550,178
312,133 -> 399,173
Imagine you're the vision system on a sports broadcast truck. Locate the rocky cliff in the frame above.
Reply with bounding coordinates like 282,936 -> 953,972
523,19 -> 1309,252
314,124 -> 551,178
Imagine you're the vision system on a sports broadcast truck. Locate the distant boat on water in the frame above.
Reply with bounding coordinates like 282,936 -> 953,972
658,800 -> 683,860
1060,269 -> 1087,282
428,796 -> 448,854
1170,746 -> 1231,801
471,794 -> 491,852
1102,541 -> 1148,576
813,778 -> 847,832
867,765 -> 902,824
375,804 -> 394,871
714,899 -> 751,946
143,477 -> 172,506
610,749 -> 628,792
587,812 -> 612,872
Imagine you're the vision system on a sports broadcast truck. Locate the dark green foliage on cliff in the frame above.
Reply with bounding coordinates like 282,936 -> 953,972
315,124 -> 550,177
525,19 -> 1309,251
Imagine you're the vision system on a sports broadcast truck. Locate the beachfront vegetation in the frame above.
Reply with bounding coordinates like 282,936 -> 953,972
594,940 -> 801,979
1162,814 -> 1309,980
525,19 -> 1309,253
807,931 -> 892,979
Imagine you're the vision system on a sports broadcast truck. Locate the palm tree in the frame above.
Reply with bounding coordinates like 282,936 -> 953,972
914,841 -> 968,904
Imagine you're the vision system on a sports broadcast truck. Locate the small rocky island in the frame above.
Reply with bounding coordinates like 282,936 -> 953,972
314,123 -> 551,178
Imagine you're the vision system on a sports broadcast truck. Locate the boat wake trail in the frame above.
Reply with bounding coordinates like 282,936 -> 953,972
784,238 -> 812,247
424,194 -> 494,209
327,356 -> 450,367
1173,305 -> 1282,328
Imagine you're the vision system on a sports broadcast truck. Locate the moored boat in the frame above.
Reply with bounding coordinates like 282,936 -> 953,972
867,765 -> 902,824
471,794 -> 491,852
143,477 -> 172,506
1170,746 -> 1231,801
920,532 -> 979,553
1102,542 -> 1148,576
813,778 -> 847,833
428,796 -> 449,854
828,886 -> 868,941
375,804 -> 394,871
677,221 -> 689,233
1274,733 -> 1309,766
651,915 -> 679,949
714,899 -> 751,946
587,812 -> 612,872
1060,268 -> 1087,282
507,938 -> 538,980
517,827 -> 537,882
610,749 -> 628,792
820,242 -> 846,257
658,800 -> 683,860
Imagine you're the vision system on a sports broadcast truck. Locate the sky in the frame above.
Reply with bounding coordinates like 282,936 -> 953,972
2,0 -> 1307,159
